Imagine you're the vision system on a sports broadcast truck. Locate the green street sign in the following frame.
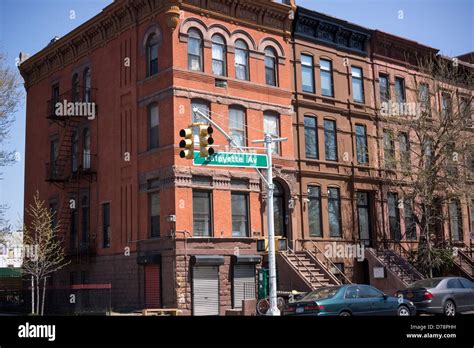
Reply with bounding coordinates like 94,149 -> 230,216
193,151 -> 268,168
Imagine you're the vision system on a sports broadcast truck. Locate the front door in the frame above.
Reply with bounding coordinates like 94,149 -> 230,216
145,264 -> 161,308
273,182 -> 287,238
357,192 -> 372,247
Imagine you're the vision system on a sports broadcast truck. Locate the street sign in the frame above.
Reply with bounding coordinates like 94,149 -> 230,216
193,151 -> 268,168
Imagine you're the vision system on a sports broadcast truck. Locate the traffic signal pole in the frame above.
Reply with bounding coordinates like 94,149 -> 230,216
192,106 -> 287,316
253,134 -> 287,316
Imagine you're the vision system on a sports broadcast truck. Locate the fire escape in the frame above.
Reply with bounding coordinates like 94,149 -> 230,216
45,87 -> 98,260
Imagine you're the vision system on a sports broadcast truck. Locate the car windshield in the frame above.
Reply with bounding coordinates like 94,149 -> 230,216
301,287 -> 340,301
408,279 -> 442,289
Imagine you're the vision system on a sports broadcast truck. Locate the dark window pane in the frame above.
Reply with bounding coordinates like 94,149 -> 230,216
103,203 -> 111,248
328,188 -> 341,237
395,78 -> 405,103
301,54 -> 314,93
304,116 -> 318,159
232,193 -> 249,237
320,59 -> 333,97
193,191 -> 212,237
404,200 -> 416,240
352,67 -> 364,103
150,193 -> 160,237
324,120 -> 337,161
148,104 -> 159,149
379,75 -> 390,102
355,124 -> 368,164
388,193 -> 401,240
308,186 -> 322,237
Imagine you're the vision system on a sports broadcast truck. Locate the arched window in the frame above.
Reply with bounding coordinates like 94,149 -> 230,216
83,68 -> 91,103
83,128 -> 91,170
235,40 -> 249,81
264,47 -> 278,86
211,34 -> 226,76
188,29 -> 203,72
72,73 -> 80,102
146,33 -> 159,76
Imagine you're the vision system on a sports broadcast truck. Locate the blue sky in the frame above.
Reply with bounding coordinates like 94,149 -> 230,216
0,0 -> 472,227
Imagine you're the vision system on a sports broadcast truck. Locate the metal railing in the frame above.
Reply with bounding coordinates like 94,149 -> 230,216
302,239 -> 352,285
378,240 -> 425,281
285,247 -> 326,288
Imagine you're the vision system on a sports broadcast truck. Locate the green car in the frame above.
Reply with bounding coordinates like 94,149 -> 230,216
283,284 -> 416,316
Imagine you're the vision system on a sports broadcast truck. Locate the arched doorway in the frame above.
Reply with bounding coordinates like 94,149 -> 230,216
273,181 -> 288,238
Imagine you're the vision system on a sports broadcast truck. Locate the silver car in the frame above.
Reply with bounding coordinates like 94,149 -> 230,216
396,277 -> 474,316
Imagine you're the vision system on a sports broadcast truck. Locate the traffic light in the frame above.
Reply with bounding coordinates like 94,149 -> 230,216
199,125 -> 215,158
179,128 -> 194,159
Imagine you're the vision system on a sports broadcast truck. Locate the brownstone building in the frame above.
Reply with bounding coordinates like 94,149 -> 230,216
20,0 -> 297,314
288,7 -> 473,295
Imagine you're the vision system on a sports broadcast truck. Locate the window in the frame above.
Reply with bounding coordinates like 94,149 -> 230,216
231,193 -> 249,237
229,107 -> 246,148
395,77 -> 405,103
383,130 -> 395,168
264,112 -> 280,155
404,199 -> 416,240
301,54 -> 314,93
357,192 -> 370,244
351,67 -> 364,103
81,193 -> 90,244
70,200 -> 78,250
148,104 -> 159,149
449,200 -> 463,241
359,286 -> 383,298
50,139 -> 59,178
324,119 -> 337,161
149,192 -> 160,238
49,201 -> 58,231
328,188 -> 341,237
102,203 -> 110,248
460,97 -> 471,123
273,182 -> 286,237
379,74 -> 390,103
51,83 -> 60,117
191,100 -> 209,144
419,83 -> 429,108
460,278 -> 474,289
308,186 -> 322,237
72,130 -> 78,172
83,128 -> 91,170
212,34 -> 226,76
388,193 -> 401,241
447,279 -> 463,289
320,59 -> 333,97
83,68 -> 91,103
235,40 -> 249,81
188,29 -> 203,71
304,116 -> 318,159
355,124 -> 368,164
441,93 -> 452,120
193,191 -> 212,237
399,132 -> 410,169
146,33 -> 159,76
72,73 -> 80,102
265,47 -> 278,86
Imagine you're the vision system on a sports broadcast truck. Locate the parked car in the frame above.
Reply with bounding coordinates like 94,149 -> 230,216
395,277 -> 474,316
283,284 -> 416,316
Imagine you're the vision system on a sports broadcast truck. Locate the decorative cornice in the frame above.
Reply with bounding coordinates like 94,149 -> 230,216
18,0 -> 293,88
294,7 -> 371,56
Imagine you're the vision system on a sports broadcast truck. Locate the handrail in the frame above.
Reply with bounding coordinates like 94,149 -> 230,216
376,240 -> 424,281
285,247 -> 326,288
304,240 -> 352,284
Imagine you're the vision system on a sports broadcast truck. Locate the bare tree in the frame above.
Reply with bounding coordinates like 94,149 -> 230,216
0,51 -> 22,228
22,192 -> 69,315
378,55 -> 473,277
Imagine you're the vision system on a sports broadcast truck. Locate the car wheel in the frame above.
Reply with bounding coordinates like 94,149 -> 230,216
444,300 -> 456,316
339,311 -> 351,316
397,305 -> 410,316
